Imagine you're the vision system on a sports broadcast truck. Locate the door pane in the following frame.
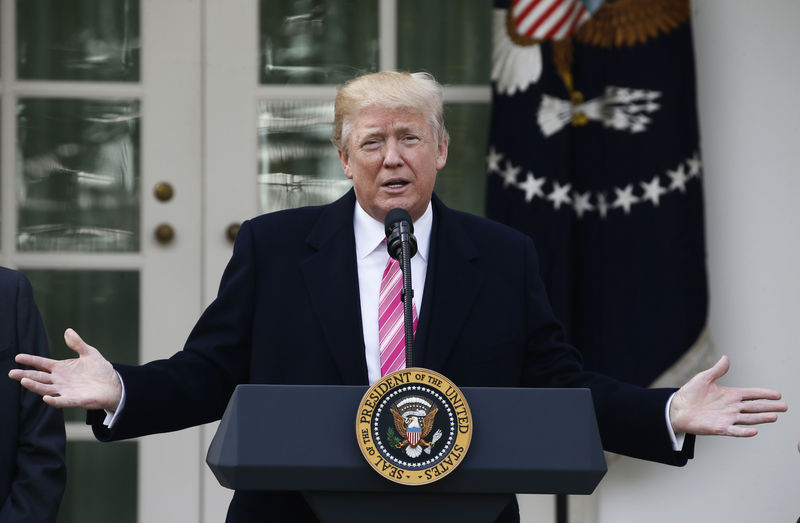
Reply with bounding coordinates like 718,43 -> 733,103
17,0 -> 140,82
397,0 -> 491,85
17,98 -> 140,252
435,103 -> 490,216
257,99 -> 351,213
24,269 -> 139,423
57,441 -> 137,523
259,0 -> 378,84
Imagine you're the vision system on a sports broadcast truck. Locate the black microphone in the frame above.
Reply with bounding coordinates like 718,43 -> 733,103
384,208 -> 417,369
384,208 -> 418,260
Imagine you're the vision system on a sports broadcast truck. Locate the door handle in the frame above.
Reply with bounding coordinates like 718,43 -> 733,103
226,223 -> 240,243
154,223 -> 175,245
153,182 -> 174,202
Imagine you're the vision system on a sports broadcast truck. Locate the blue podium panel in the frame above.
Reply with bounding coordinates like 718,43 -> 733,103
207,385 -> 606,495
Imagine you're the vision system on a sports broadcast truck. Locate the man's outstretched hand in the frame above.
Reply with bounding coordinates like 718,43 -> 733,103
670,355 -> 787,437
9,328 -> 122,411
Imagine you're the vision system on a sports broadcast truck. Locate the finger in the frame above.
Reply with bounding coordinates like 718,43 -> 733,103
726,426 -> 758,437
14,353 -> 57,372
42,395 -> 71,409
739,399 -> 788,413
64,328 -> 94,357
734,412 -> 780,425
8,369 -> 53,385
740,388 -> 784,402
702,355 -> 730,382
19,377 -> 61,397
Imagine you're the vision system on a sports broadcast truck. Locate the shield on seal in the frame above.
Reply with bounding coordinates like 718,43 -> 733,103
407,426 -> 421,446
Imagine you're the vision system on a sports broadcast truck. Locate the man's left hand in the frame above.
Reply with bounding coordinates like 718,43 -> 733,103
669,355 -> 787,436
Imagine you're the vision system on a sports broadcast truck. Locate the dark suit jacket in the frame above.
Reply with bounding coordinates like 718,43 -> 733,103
91,190 -> 694,521
1,268 -> 66,522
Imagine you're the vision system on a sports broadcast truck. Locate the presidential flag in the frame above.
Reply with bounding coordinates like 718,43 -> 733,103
486,0 -> 712,387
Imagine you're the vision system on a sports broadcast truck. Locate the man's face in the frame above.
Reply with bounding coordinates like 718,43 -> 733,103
338,106 -> 448,223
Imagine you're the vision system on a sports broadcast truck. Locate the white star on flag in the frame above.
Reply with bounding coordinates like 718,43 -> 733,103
640,175 -> 667,206
667,164 -> 689,192
612,184 -> 640,214
518,172 -> 546,202
547,182 -> 572,210
500,161 -> 521,187
572,191 -> 594,218
487,146 -> 503,173
686,152 -> 702,177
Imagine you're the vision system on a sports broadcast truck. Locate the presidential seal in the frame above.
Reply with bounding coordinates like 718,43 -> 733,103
356,368 -> 472,485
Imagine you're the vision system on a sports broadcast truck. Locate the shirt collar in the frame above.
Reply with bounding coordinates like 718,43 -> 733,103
353,200 -> 433,261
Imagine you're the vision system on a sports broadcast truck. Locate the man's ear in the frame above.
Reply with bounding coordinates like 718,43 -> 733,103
435,139 -> 449,171
338,148 -> 353,179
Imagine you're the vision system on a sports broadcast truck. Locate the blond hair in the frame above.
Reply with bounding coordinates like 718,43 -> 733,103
332,71 -> 449,152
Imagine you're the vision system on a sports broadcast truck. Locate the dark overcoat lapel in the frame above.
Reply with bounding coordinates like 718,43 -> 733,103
417,195 -> 485,372
300,190 -> 369,385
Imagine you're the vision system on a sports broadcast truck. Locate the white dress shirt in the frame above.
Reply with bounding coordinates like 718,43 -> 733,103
353,201 -> 432,385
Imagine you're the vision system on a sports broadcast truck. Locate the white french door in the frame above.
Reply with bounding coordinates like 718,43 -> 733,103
1,0 -> 203,520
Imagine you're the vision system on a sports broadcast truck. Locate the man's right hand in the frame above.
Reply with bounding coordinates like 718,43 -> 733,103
9,328 -> 122,411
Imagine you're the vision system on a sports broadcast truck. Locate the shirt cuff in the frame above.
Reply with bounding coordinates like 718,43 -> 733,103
665,392 -> 686,451
102,371 -> 126,428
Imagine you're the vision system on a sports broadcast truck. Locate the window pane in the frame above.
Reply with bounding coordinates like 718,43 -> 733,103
435,103 -> 490,216
397,0 -> 492,85
18,98 -> 140,252
17,0 -> 140,82
57,441 -> 137,523
24,269 -> 139,422
257,100 -> 351,213
259,0 -> 378,84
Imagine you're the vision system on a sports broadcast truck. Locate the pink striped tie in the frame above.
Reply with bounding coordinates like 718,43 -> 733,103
379,257 -> 418,376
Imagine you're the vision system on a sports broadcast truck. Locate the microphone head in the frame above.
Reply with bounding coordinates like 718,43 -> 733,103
384,208 -> 417,260
384,208 -> 414,237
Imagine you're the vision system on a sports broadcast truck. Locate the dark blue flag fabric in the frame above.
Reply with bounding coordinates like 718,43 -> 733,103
486,0 -> 711,387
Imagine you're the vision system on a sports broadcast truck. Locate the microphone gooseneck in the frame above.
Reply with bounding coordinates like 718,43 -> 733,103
384,208 -> 417,369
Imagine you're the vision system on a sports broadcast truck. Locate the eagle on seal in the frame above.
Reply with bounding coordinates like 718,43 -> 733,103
390,406 -> 439,458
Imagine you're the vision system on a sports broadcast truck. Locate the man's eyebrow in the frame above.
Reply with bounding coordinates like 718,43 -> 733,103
356,129 -> 384,142
355,123 -> 425,142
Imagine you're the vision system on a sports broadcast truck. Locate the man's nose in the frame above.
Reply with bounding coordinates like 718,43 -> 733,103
383,140 -> 404,167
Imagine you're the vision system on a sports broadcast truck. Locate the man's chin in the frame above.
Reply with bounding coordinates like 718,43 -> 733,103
360,194 -> 428,222
377,198 -> 413,218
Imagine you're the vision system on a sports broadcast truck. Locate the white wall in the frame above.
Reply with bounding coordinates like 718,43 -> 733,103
589,1 -> 800,522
